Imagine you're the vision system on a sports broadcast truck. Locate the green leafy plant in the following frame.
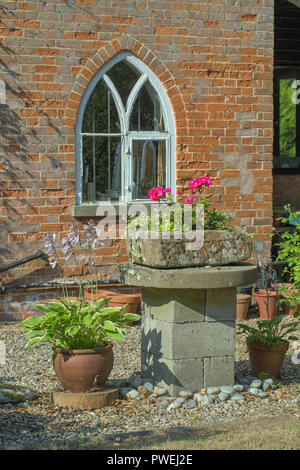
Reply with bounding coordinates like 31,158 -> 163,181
256,371 -> 283,388
21,220 -> 141,351
275,205 -> 300,310
20,297 -> 141,350
257,371 -> 271,381
237,314 -> 299,347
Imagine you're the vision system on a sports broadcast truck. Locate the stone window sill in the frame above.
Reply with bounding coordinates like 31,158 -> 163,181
72,203 -> 157,218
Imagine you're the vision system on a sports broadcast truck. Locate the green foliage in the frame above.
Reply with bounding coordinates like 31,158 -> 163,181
128,199 -> 234,234
256,371 -> 283,388
275,205 -> 300,309
257,371 -> 271,381
20,297 -> 141,351
279,79 -> 296,157
237,314 -> 300,347
204,207 -> 234,231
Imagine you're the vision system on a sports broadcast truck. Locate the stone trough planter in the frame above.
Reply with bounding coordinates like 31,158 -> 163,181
126,229 -> 252,268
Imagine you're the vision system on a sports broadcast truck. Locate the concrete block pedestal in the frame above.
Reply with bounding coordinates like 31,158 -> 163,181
119,263 -> 257,393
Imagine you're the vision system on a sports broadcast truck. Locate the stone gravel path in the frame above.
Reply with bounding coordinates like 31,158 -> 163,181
0,315 -> 299,450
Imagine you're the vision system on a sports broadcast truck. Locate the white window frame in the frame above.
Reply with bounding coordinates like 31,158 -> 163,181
75,51 -> 176,205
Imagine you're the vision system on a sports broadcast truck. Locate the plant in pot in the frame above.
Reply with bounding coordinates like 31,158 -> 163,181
126,177 -> 253,269
20,221 -> 141,393
254,261 -> 279,319
237,313 -> 300,378
274,206 -> 300,317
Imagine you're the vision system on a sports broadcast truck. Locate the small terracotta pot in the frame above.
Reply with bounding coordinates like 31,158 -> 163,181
254,290 -> 279,319
280,291 -> 300,317
54,343 -> 114,393
247,339 -> 289,378
236,294 -> 251,321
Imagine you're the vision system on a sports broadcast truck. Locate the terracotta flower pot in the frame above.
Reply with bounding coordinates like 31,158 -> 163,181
236,294 -> 251,321
254,290 -> 279,319
53,343 -> 114,393
281,291 -> 300,317
247,339 -> 289,378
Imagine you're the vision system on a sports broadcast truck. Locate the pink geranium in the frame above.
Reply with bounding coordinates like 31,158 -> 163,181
189,176 -> 211,192
148,186 -> 172,201
184,197 -> 196,204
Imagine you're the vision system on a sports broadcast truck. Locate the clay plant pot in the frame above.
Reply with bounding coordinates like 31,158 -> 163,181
254,289 -> 279,319
236,294 -> 251,321
84,288 -> 141,325
53,343 -> 114,393
247,339 -> 289,378
280,291 -> 300,317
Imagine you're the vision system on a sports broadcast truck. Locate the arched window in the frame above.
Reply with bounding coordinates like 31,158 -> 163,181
76,52 -> 175,204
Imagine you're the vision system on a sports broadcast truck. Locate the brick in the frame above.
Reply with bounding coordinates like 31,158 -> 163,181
1,1 -> 275,320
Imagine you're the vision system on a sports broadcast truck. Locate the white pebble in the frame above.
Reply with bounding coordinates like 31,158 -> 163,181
220,386 -> 235,395
179,390 -> 193,398
233,384 -> 244,392
153,387 -> 167,396
183,400 -> 197,409
231,394 -> 245,401
250,380 -> 262,389
207,387 -> 220,395
218,392 -> 230,402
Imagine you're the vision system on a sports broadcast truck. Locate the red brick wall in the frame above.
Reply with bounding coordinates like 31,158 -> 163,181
0,0 -> 274,319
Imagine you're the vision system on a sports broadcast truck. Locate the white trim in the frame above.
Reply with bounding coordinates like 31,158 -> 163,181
103,74 -> 126,133
125,73 -> 147,130
75,51 -> 176,205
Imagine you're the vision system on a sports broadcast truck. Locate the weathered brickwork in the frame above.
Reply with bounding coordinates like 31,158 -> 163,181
0,0 -> 274,319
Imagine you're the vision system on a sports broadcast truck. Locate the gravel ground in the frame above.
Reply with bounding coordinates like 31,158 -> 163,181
0,311 -> 300,450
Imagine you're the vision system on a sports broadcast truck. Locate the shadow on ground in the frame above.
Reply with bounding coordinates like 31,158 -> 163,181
1,414 -> 299,450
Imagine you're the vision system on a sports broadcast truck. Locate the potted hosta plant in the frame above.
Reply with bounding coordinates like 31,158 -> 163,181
20,221 -> 141,393
126,177 -> 253,268
237,313 -> 300,378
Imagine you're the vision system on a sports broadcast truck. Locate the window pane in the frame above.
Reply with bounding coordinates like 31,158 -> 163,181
132,140 -> 166,200
130,80 -> 166,132
106,60 -> 141,107
82,79 -> 120,134
279,78 -> 296,157
82,136 -> 122,202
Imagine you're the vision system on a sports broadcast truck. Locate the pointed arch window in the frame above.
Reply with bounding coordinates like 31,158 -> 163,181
76,52 -> 175,204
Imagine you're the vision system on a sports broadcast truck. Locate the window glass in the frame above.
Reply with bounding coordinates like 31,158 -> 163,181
132,139 -> 166,199
279,78 -> 296,157
78,57 -> 172,204
130,80 -> 166,132
82,79 -> 120,134
106,61 -> 141,107
82,135 -> 122,202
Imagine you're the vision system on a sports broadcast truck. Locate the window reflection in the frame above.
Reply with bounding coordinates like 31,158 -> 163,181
82,136 -> 122,202
132,140 -> 166,199
130,81 -> 166,132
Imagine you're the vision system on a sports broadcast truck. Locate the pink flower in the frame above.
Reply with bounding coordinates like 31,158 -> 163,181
184,197 -> 196,204
148,186 -> 173,201
177,190 -> 183,195
148,186 -> 165,201
189,176 -> 211,192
